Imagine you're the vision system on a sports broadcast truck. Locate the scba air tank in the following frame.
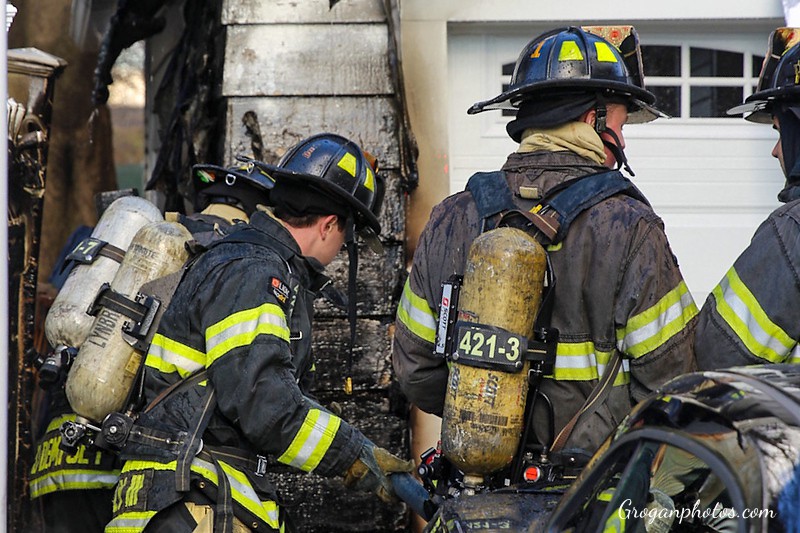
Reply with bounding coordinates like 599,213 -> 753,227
45,196 -> 163,348
66,220 -> 192,422
440,227 -> 546,485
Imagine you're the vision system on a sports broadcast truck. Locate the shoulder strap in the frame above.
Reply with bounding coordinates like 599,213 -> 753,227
550,351 -> 622,453
465,169 -> 648,244
544,169 -> 649,243
465,171 -> 516,232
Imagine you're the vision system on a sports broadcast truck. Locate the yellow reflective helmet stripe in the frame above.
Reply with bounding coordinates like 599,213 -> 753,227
145,333 -> 205,378
559,40 -> 584,61
595,42 -> 619,62
365,166 -> 375,192
206,303 -> 290,365
712,267 -> 795,362
552,341 -> 630,384
337,152 -> 358,177
278,408 -> 340,472
617,281 -> 698,358
396,278 -> 437,344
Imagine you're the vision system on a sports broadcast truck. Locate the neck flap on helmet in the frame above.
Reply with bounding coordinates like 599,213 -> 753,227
776,105 -> 800,202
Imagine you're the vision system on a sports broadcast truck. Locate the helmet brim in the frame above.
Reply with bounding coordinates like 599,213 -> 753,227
257,163 -> 383,251
726,99 -> 773,124
468,80 -> 660,117
192,163 -> 275,193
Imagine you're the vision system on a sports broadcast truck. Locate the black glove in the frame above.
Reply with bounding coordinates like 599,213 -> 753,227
343,441 -> 414,503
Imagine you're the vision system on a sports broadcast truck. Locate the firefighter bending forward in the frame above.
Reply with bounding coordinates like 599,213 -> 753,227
392,26 -> 698,460
106,134 -> 413,533
29,160 -> 274,533
695,28 -> 800,369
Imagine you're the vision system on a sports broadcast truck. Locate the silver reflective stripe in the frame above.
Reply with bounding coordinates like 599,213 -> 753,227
148,342 -> 204,374
193,457 -> 259,503
790,343 -> 800,363
554,350 -> 630,380
30,471 -> 119,496
106,515 -> 152,532
206,304 -> 289,359
718,274 -> 789,357
619,290 -> 694,352
289,409 -> 335,469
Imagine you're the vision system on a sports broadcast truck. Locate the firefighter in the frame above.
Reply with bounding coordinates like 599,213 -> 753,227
29,161 -> 273,533
695,28 -> 800,369
392,26 -> 698,462
106,133 -> 413,533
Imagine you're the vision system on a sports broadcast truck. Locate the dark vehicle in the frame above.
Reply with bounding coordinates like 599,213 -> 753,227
549,364 -> 800,532
424,364 -> 800,532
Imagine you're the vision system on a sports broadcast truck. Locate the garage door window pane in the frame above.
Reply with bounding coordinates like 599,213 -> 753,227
642,44 -> 760,118
691,86 -> 743,117
752,55 -> 766,78
642,45 -> 680,77
691,47 -> 743,77
651,86 -> 680,117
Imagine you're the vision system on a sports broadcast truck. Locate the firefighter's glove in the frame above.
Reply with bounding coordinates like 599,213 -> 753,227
343,442 -> 414,503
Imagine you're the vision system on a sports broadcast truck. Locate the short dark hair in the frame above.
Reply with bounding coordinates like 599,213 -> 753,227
273,207 -> 347,231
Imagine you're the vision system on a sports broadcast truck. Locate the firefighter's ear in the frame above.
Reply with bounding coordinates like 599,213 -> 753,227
320,214 -> 339,240
580,108 -> 597,128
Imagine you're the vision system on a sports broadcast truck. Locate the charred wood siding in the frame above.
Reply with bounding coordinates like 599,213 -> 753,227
221,1 -> 410,531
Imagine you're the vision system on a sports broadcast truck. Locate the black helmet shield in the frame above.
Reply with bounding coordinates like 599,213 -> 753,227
192,160 -> 275,215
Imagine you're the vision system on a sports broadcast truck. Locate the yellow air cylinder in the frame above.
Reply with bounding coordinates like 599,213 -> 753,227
66,220 -> 192,422
45,196 -> 163,348
440,226 -> 547,483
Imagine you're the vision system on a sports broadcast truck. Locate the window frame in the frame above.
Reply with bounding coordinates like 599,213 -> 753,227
643,42 -> 763,120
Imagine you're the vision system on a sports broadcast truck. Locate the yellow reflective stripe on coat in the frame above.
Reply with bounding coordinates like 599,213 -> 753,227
145,333 -> 206,378
118,458 -> 281,531
787,343 -> 800,364
397,279 -> 437,344
616,281 -> 698,358
277,408 -> 340,472
105,510 -> 159,533
205,302 -> 290,364
551,341 -> 630,384
30,468 -> 120,498
191,457 -> 281,529
712,267 -> 795,362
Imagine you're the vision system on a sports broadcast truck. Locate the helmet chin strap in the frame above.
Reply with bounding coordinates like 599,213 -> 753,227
344,214 -> 358,395
594,99 -> 635,176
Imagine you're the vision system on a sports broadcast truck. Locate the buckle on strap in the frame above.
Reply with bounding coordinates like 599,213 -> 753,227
198,444 -> 270,477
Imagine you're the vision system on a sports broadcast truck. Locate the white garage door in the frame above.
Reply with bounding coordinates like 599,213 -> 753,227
448,24 -> 784,302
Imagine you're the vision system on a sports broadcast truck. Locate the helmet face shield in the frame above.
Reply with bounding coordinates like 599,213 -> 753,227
469,25 -> 661,121
728,28 -> 800,122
